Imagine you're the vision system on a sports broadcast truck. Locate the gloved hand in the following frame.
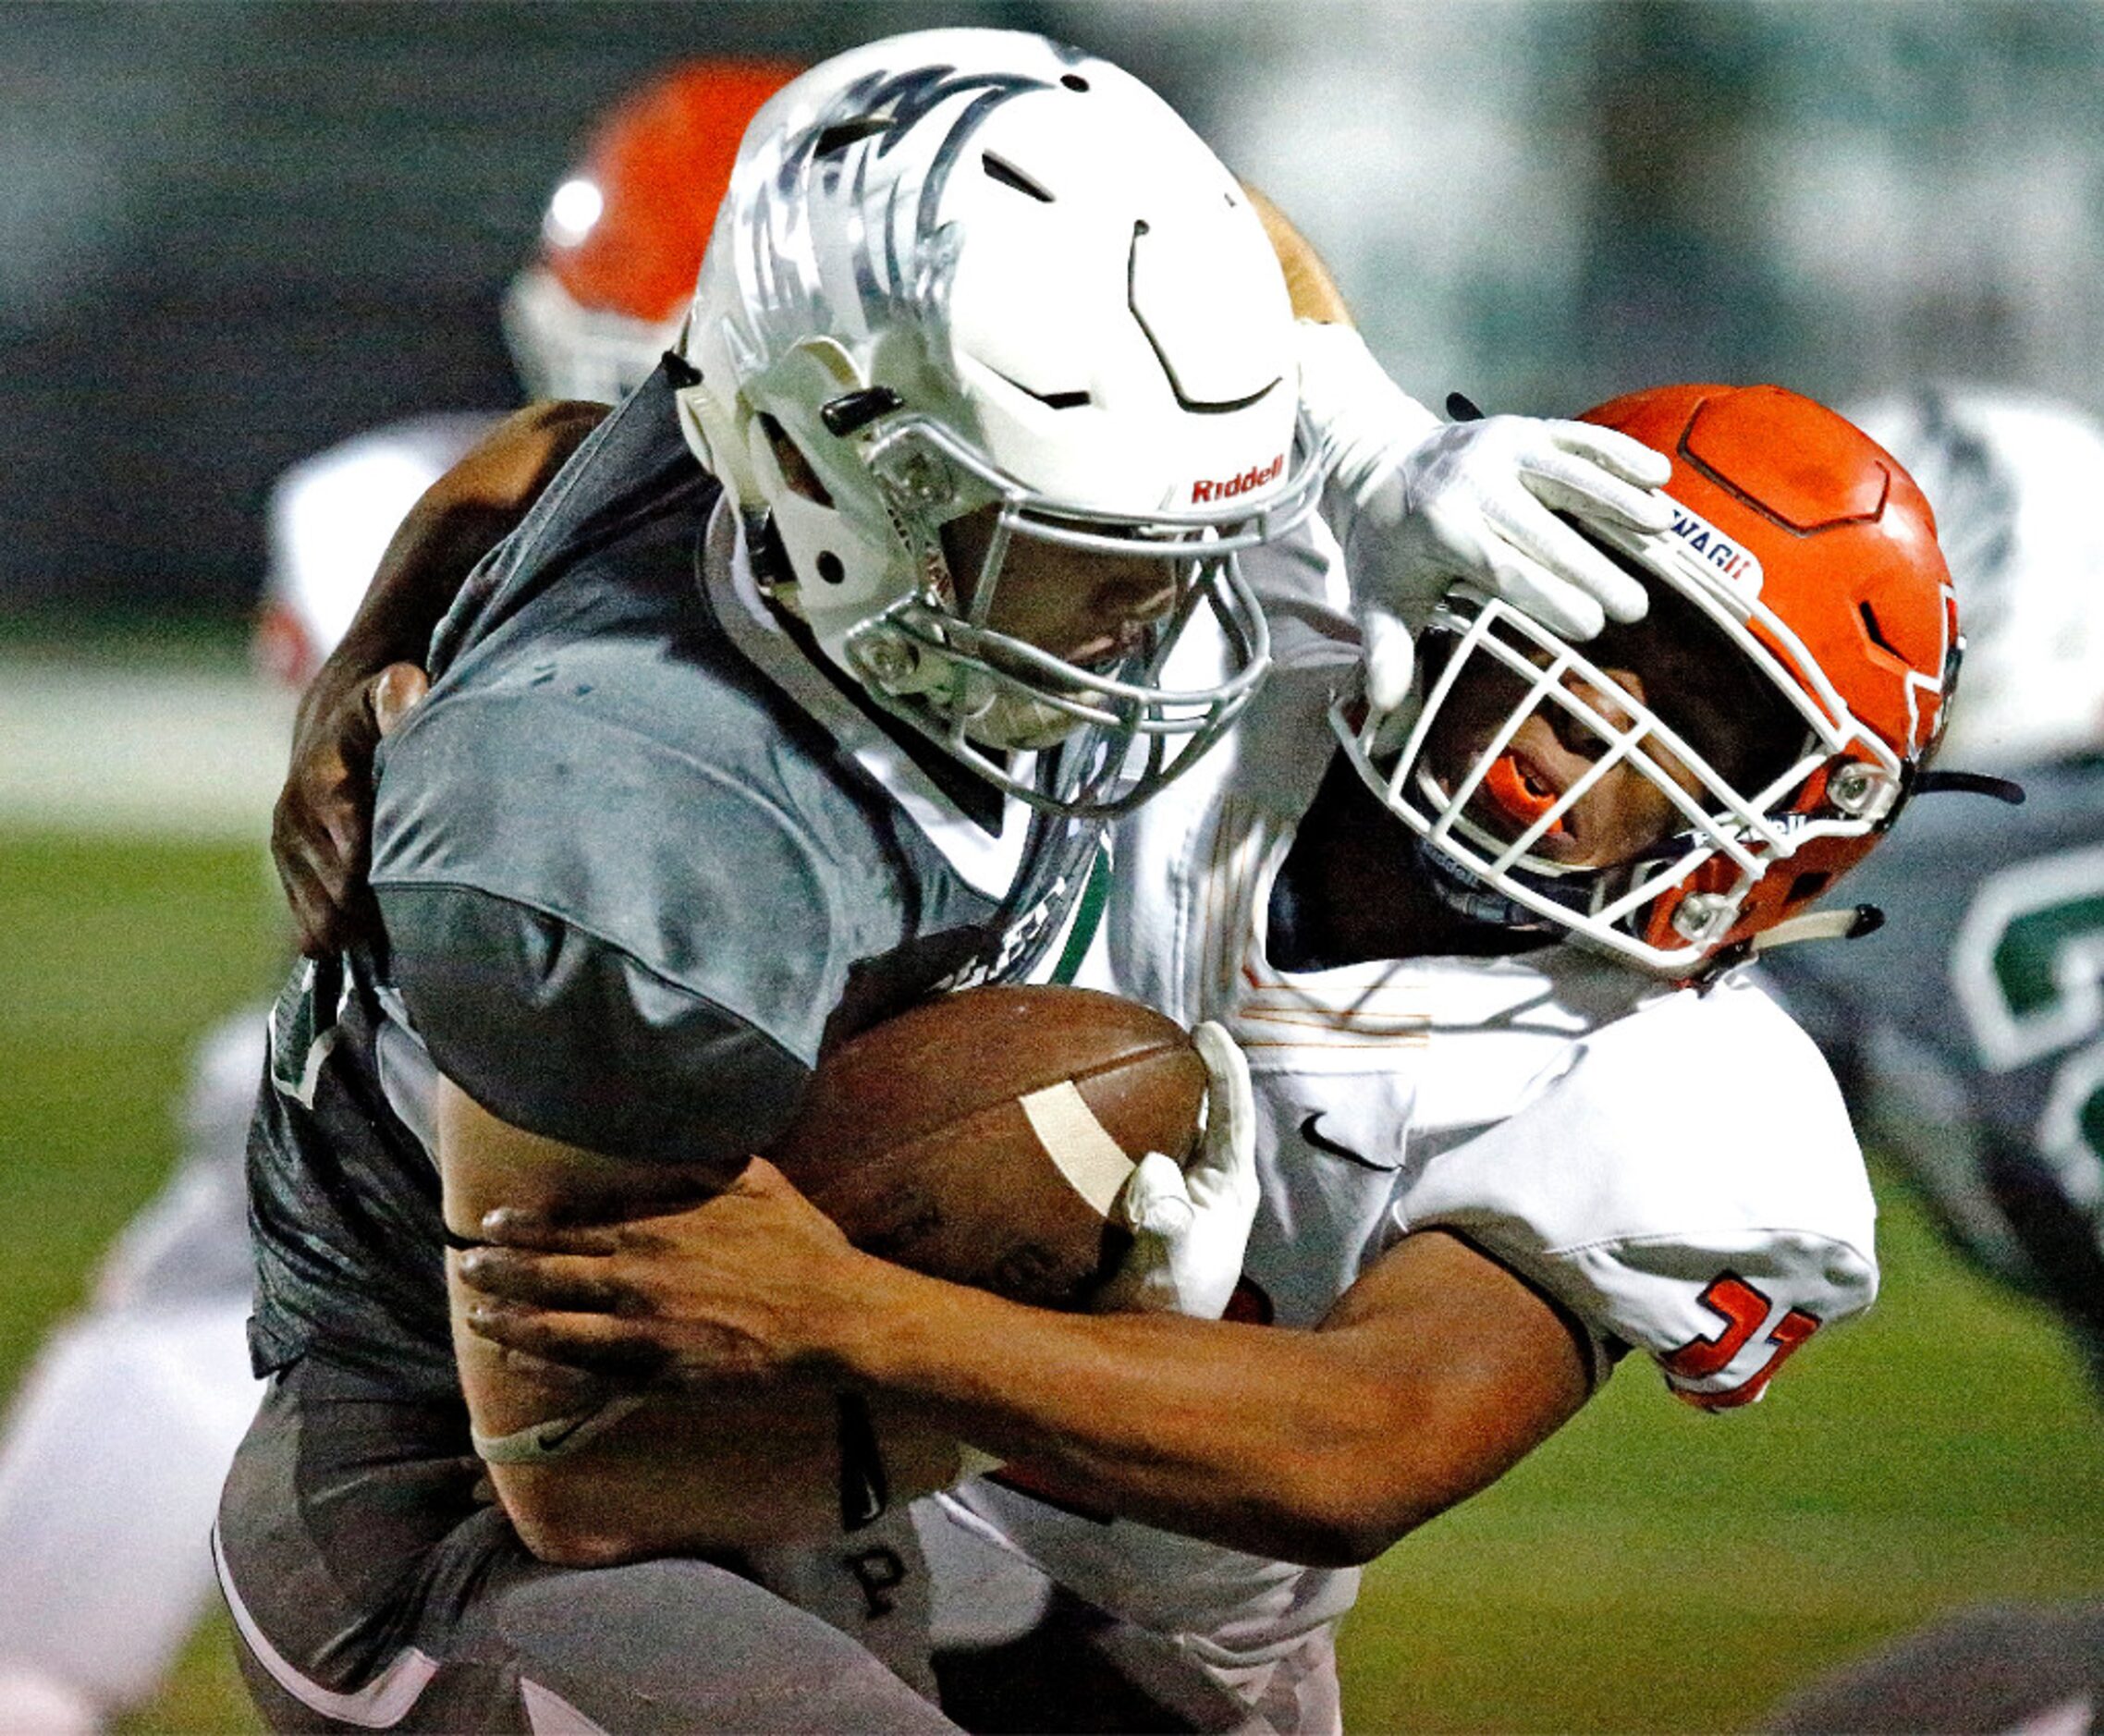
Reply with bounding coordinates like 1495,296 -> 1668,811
1295,320 -> 1675,718
1094,1022 -> 1258,1320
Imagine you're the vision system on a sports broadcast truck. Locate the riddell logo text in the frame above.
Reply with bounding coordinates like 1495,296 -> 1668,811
1191,454 -> 1284,504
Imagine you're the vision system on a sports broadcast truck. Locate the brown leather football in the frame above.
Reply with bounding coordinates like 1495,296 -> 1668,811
765,985 -> 1207,1309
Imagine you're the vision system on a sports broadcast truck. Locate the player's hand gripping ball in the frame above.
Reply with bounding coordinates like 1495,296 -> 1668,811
766,985 -> 1223,1311
1090,1020 -> 1257,1321
459,988 -> 1252,1399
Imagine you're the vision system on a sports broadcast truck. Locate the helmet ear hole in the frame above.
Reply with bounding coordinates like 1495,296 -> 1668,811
1787,870 -> 1831,907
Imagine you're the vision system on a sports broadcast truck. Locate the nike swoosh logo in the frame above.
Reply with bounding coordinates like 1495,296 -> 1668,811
1300,1112 -> 1401,1171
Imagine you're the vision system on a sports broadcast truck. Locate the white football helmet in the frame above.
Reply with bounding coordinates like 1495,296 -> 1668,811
675,29 -> 1318,817
1847,387 -> 2104,769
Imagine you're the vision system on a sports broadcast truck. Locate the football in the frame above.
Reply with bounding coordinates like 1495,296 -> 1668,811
765,984 -> 1208,1309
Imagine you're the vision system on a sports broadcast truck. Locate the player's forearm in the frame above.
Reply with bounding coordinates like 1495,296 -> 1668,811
459,1170 -> 1592,1565
832,1257 -> 1446,1567
438,1080 -> 971,1561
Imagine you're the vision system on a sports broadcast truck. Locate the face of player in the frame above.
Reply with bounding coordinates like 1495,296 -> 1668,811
940,505 -> 1180,668
767,422 -> 1182,671
1422,605 -> 1797,873
1425,657 -> 1706,870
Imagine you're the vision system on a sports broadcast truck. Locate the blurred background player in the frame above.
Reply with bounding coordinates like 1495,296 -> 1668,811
0,57 -> 791,1736
261,55 -> 799,700
1754,390 -> 2104,1736
502,58 -> 800,409
1761,388 -> 2104,1395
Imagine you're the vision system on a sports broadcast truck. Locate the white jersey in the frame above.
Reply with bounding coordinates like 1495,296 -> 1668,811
940,539 -> 1878,1666
92,1006 -> 267,1310
260,413 -> 497,679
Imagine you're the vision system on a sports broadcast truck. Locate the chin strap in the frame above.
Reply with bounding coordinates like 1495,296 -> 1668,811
1698,902 -> 1885,984
1911,768 -> 2026,805
1750,903 -> 1886,951
1697,770 -> 2021,982
1411,837 -> 1560,933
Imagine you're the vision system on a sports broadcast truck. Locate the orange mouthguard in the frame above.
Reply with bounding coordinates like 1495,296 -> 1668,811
1484,752 -> 1567,835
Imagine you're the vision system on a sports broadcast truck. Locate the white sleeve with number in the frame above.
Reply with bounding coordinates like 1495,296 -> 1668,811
1393,972 -> 1878,1407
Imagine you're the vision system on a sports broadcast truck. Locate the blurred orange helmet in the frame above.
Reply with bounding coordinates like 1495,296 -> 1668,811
1337,384 -> 1962,975
504,58 -> 799,404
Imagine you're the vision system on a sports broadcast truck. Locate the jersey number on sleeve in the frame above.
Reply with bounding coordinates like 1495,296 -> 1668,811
1660,1273 -> 1819,1411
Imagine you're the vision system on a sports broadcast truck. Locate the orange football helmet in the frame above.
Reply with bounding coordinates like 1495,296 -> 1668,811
1337,384 -> 1962,975
504,58 -> 800,404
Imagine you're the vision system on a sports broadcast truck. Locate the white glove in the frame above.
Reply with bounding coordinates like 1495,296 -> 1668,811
1094,1022 -> 1259,1321
1294,320 -> 1675,717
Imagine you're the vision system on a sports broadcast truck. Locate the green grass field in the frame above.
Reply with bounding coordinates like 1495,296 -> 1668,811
3,825 -> 2098,1733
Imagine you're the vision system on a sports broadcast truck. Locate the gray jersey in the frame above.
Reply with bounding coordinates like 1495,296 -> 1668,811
245,362 -> 1100,1395
1762,758 -> 2104,1365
